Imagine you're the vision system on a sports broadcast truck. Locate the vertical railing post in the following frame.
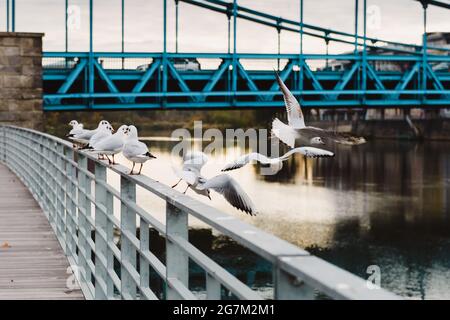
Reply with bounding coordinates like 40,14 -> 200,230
274,265 -> 315,300
105,189 -> 115,298
165,202 -> 189,299
56,143 -> 66,242
1,127 -> 6,163
45,139 -> 56,227
77,154 -> 92,291
38,135 -> 45,205
140,218 -> 150,298
65,148 -> 77,261
206,273 -> 221,300
95,163 -> 108,299
120,176 -> 137,299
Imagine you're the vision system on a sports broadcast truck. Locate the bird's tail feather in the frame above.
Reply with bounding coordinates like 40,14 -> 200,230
145,151 -> 156,159
271,118 -> 296,148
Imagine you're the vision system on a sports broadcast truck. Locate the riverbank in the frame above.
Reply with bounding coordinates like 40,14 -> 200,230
44,109 -> 450,141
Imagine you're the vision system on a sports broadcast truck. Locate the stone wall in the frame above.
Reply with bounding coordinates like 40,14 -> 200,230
0,32 -> 44,130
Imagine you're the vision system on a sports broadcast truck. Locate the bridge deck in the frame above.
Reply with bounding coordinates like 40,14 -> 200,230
0,164 -> 84,300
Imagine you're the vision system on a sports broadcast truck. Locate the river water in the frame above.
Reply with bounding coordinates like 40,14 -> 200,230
100,136 -> 450,300
50,114 -> 450,299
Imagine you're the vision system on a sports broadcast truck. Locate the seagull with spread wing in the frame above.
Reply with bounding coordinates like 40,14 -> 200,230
272,72 -> 366,148
221,146 -> 334,172
172,151 -> 256,216
122,125 -> 156,175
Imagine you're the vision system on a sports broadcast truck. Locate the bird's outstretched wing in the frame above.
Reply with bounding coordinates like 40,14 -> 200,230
299,127 -> 367,146
281,147 -> 335,159
221,153 -> 278,172
199,174 -> 256,215
275,72 -> 305,129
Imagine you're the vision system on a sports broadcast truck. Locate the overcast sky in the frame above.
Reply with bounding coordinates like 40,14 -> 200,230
2,0 -> 449,53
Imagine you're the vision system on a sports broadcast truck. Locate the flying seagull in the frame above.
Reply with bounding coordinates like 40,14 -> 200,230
221,146 -> 334,172
272,72 -> 366,148
87,125 -> 128,165
172,151 -> 256,215
122,125 -> 156,175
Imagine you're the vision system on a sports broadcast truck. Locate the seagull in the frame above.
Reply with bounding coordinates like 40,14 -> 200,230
272,72 -> 367,148
172,151 -> 256,215
68,120 -> 111,147
122,125 -> 156,175
87,125 -> 128,165
221,146 -> 334,172
67,120 -> 84,136
81,124 -> 115,159
66,120 -> 85,148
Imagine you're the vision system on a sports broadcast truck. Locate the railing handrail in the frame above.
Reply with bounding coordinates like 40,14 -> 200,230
0,125 -> 401,300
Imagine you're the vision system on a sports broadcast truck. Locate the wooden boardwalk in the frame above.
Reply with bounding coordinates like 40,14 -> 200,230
0,164 -> 84,300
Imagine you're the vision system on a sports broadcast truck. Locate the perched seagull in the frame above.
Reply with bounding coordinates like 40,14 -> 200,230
66,120 -> 85,148
88,125 -> 128,165
172,152 -> 256,215
222,146 -> 334,172
68,120 -> 111,147
272,72 -> 366,148
81,124 -> 115,159
67,120 -> 84,136
122,125 -> 156,175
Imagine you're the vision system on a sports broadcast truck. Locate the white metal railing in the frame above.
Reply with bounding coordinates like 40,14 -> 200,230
0,125 -> 401,300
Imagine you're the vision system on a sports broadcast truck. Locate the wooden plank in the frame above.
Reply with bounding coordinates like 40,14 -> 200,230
0,164 -> 84,300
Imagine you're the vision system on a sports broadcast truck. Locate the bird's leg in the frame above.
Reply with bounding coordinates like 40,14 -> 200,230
171,179 -> 181,188
138,163 -> 143,175
112,154 -> 116,165
105,155 -> 112,165
129,162 -> 135,175
182,184 -> 189,194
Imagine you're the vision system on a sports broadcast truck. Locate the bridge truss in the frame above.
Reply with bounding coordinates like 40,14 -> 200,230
8,0 -> 450,110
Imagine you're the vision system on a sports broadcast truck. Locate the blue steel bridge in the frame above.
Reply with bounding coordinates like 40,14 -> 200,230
7,0 -> 450,111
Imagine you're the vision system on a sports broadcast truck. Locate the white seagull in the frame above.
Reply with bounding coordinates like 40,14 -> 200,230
272,72 -> 367,148
221,146 -> 334,172
122,125 -> 156,175
67,120 -> 84,136
68,120 -> 112,146
81,123 -> 115,159
172,151 -> 256,216
88,125 -> 128,165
